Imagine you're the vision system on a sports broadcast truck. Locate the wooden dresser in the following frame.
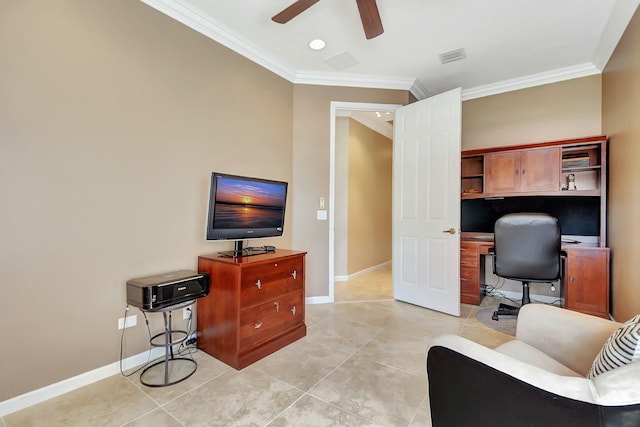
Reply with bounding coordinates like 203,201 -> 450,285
196,249 -> 306,369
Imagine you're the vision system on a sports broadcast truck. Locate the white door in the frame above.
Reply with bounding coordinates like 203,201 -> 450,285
392,88 -> 461,316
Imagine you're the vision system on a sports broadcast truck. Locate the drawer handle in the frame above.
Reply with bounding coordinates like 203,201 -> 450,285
460,277 -> 467,281
460,247 -> 467,251
570,276 -> 574,284
291,306 -> 297,316
256,280 -> 262,290
274,301 -> 280,312
254,322 -> 263,329
291,270 -> 297,280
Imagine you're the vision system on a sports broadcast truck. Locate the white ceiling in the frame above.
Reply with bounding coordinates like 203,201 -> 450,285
142,0 -> 639,100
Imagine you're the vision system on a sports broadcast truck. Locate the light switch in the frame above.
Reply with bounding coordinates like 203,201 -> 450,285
317,210 -> 327,220
319,197 -> 325,209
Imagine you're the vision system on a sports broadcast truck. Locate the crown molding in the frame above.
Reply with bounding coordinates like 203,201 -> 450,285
141,0 -> 635,102
460,63 -> 601,101
140,0 -> 298,81
140,0 -> 416,91
141,0 -> 418,92
293,70 -> 415,90
592,0 -> 640,70
409,80 -> 430,100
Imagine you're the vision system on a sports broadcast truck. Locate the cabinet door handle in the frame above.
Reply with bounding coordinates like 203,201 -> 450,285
521,168 -> 526,175
570,276 -> 574,284
256,280 -> 262,290
291,270 -> 297,280
291,306 -> 297,316
254,322 -> 263,329
274,301 -> 280,312
515,169 -> 519,175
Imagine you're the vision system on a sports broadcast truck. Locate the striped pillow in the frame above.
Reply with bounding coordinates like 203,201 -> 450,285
588,314 -> 640,379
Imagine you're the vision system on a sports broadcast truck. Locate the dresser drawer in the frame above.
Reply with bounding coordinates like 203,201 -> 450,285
240,257 -> 304,307
239,290 -> 304,351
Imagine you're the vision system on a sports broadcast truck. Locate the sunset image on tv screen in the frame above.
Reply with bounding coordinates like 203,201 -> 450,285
213,177 -> 286,229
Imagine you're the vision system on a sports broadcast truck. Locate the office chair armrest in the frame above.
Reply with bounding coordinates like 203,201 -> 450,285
516,304 -> 620,376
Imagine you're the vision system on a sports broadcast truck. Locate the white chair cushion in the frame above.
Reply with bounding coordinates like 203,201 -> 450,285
496,340 -> 582,377
588,314 -> 640,379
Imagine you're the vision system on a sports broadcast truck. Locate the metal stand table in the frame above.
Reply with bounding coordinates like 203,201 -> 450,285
140,299 -> 196,387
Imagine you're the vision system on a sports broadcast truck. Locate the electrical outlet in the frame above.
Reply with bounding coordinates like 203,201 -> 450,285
118,314 -> 137,330
183,306 -> 192,320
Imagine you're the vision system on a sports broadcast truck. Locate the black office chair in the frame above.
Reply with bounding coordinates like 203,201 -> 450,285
490,213 -> 562,321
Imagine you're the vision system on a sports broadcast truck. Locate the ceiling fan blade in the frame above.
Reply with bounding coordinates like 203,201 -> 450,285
355,0 -> 384,39
272,0 -> 320,24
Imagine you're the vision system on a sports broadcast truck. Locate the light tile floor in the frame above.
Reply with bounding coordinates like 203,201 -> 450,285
3,269 -> 512,427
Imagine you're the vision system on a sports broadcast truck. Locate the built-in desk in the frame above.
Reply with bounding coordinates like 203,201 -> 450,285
460,235 -> 610,319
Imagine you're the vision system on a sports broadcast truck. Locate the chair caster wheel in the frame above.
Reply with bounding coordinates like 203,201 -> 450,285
492,311 -> 499,321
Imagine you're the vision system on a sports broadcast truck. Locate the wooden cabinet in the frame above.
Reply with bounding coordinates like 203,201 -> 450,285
460,242 -> 485,304
459,136 -> 609,315
564,247 -> 610,319
461,155 -> 484,196
460,240 -> 611,319
196,250 -> 306,369
485,147 -> 560,194
561,144 -> 603,194
461,135 -> 608,245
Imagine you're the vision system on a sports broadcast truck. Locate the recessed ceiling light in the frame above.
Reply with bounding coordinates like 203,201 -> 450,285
309,39 -> 326,50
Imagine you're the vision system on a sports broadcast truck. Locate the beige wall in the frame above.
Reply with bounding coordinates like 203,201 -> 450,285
0,1 -> 293,401
347,119 -> 393,274
602,7 -> 640,321
291,86 -> 409,298
462,75 -> 602,151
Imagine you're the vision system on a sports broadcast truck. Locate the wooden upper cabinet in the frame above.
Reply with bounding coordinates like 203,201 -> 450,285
485,151 -> 520,193
485,147 -> 560,194
520,147 -> 560,192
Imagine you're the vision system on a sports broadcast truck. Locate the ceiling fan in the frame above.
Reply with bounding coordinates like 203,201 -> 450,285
272,0 -> 384,40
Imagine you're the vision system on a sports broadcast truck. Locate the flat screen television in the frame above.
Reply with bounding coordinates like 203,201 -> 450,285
205,172 -> 288,257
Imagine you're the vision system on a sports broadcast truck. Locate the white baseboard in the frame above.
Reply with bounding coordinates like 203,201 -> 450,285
334,260 -> 391,282
306,295 -> 332,304
0,347 -> 165,417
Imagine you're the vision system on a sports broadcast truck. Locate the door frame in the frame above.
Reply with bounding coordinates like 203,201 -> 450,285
329,101 -> 402,302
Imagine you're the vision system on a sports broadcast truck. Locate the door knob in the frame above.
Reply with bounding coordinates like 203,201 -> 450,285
442,228 -> 456,235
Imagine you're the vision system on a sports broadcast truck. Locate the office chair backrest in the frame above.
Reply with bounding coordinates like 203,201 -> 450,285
493,213 -> 561,282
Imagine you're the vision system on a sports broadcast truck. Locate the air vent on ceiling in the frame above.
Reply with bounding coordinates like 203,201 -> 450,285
325,52 -> 360,71
439,48 -> 466,64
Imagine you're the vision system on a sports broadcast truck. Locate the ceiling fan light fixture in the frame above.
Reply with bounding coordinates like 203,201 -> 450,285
309,39 -> 326,50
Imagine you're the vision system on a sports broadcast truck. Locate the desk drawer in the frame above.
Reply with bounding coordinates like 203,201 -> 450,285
460,243 -> 479,268
460,267 -> 479,295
